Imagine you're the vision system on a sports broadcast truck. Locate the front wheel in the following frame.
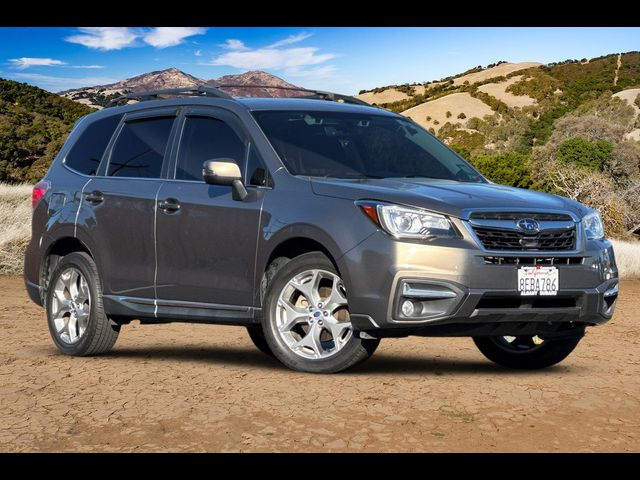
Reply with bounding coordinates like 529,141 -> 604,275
262,252 -> 379,373
246,326 -> 274,357
473,334 -> 582,370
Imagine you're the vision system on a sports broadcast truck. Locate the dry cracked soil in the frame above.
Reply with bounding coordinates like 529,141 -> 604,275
1,276 -> 639,452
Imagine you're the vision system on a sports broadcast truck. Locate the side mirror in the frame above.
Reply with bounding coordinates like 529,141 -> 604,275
202,159 -> 248,201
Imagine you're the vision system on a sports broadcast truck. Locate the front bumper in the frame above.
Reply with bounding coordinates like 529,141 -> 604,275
340,230 -> 618,336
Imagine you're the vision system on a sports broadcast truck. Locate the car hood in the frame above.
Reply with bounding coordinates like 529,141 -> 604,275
310,178 -> 589,220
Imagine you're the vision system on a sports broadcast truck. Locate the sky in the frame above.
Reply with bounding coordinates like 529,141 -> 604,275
0,27 -> 638,95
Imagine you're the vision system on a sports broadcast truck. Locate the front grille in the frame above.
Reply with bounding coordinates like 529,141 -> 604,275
473,227 -> 576,251
476,294 -> 577,309
470,212 -> 573,221
483,256 -> 583,265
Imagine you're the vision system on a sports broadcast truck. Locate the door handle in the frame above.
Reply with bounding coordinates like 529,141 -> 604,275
84,190 -> 104,205
158,198 -> 181,213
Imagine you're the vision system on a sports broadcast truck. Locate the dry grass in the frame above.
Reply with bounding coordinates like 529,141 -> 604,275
357,88 -> 411,105
0,183 -> 639,279
477,75 -> 536,108
452,62 -> 543,86
402,92 -> 494,131
611,239 -> 640,280
613,88 -> 640,118
0,183 -> 32,275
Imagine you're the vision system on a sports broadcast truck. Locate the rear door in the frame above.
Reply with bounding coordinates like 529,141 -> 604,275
87,108 -> 178,297
155,107 -> 268,308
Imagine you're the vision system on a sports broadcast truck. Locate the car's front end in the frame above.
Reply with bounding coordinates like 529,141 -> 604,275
338,200 -> 618,339
249,101 -> 618,371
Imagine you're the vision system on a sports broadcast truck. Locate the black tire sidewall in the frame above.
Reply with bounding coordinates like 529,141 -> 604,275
262,252 -> 378,373
473,335 -> 582,370
246,326 -> 275,357
46,252 -> 105,356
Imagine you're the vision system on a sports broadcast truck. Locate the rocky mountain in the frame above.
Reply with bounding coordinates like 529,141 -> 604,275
60,68 -> 304,109
209,70 -> 305,98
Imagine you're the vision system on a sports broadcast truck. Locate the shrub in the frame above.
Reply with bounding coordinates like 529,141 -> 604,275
470,152 -> 533,188
636,93 -> 640,109
555,137 -> 614,171
446,111 -> 452,118
450,145 -> 471,160
458,112 -> 467,119
550,115 -> 626,144
426,115 -> 432,122
433,120 -> 440,125
605,141 -> 640,183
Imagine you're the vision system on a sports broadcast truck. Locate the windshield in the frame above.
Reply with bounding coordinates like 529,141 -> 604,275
252,110 -> 484,182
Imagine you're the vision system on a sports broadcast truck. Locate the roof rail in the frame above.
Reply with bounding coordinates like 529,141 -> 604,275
106,85 -> 233,107
106,83 -> 370,108
215,84 -> 370,106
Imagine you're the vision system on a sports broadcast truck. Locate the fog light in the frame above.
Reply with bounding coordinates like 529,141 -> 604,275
401,300 -> 415,317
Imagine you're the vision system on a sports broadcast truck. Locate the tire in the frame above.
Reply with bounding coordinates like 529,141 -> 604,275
473,335 -> 582,370
246,326 -> 275,357
262,252 -> 379,373
45,252 -> 120,356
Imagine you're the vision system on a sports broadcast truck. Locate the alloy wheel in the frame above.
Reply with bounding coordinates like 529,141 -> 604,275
275,269 -> 352,360
50,267 -> 91,344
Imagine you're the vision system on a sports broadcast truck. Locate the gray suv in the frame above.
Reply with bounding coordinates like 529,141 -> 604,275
24,86 -> 619,373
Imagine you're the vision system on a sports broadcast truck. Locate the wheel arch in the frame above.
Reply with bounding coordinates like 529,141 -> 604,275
256,228 -> 351,306
40,236 -> 96,296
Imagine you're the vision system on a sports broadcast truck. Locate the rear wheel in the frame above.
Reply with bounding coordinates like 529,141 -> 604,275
262,252 -> 379,373
46,252 -> 119,356
473,334 -> 582,369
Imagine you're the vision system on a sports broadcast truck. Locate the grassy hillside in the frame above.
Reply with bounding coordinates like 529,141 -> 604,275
0,78 -> 95,183
360,52 -> 640,239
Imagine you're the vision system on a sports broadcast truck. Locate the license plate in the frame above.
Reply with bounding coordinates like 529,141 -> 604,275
517,266 -> 558,296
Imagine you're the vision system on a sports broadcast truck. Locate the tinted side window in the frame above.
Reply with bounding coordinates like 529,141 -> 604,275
65,114 -> 122,175
108,117 -> 174,178
176,116 -> 245,181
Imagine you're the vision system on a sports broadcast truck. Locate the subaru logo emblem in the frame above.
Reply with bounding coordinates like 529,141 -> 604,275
516,218 -> 540,233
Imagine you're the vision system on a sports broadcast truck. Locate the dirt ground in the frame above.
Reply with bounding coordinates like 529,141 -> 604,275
1,276 -> 639,452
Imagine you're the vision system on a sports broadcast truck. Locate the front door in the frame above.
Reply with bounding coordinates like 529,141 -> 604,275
155,110 -> 266,307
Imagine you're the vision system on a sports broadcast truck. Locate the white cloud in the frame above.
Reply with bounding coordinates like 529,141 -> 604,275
284,65 -> 337,78
66,27 -> 139,51
208,33 -> 336,79
194,49 -> 202,57
6,72 -> 116,92
71,65 -> 105,69
9,57 -> 66,69
211,46 -> 335,71
266,32 -> 312,49
143,27 -> 207,48
219,39 -> 247,51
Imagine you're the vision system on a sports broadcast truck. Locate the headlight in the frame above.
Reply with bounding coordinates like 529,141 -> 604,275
583,210 -> 604,240
356,201 -> 457,239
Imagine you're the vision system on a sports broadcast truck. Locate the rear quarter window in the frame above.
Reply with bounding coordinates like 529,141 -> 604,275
64,114 -> 123,176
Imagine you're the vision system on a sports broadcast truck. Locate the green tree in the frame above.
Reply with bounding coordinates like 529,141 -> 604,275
555,137 -> 614,171
450,144 -> 471,160
470,152 -> 533,188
